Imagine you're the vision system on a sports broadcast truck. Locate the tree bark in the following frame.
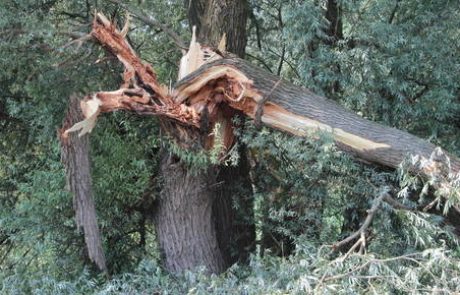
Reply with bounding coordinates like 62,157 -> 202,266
188,0 -> 248,56
213,143 -> 255,265
176,57 -> 460,174
153,0 -> 253,274
154,152 -> 226,274
188,0 -> 255,266
59,95 -> 107,273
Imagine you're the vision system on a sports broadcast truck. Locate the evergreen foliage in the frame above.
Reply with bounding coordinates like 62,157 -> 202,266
1,0 -> 460,293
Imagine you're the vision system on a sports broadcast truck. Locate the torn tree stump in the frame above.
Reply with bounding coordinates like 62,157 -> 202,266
59,12 -> 460,274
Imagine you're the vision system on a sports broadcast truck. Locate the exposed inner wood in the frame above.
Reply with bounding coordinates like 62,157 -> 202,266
64,13 -> 200,138
175,59 -> 460,178
66,13 -> 459,184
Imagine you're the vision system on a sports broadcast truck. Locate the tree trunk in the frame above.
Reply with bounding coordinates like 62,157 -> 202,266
176,57 -> 460,174
213,143 -> 255,265
153,0 -> 253,274
154,152 -> 225,274
188,0 -> 248,56
59,95 -> 107,273
325,0 -> 343,42
188,0 -> 255,266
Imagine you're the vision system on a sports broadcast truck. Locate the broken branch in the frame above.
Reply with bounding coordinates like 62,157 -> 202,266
333,191 -> 388,252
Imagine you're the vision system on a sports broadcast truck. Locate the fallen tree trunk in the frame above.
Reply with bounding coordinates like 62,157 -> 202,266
175,57 -> 460,176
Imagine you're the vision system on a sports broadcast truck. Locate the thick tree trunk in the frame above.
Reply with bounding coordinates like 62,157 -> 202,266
188,0 -> 248,56
59,95 -> 107,273
154,152 -> 225,274
188,0 -> 255,266
153,0 -> 253,274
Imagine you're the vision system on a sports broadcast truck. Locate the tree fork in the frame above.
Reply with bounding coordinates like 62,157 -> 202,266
186,0 -> 255,267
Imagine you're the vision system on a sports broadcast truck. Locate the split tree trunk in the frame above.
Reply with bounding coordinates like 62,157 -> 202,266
189,0 -> 255,266
176,57 -> 460,174
154,0 -> 254,274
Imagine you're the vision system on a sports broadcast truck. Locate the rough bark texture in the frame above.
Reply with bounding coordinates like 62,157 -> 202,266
188,0 -> 248,56
60,95 -> 107,273
154,152 -> 225,274
213,143 -> 255,265
188,0 -> 255,266
176,57 -> 460,174
152,0 -> 253,274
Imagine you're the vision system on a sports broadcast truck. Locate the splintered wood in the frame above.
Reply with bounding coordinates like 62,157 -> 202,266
64,13 -> 200,138
65,13 -> 460,181
65,13 -> 247,154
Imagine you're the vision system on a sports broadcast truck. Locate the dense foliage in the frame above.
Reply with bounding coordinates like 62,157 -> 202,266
1,0 -> 460,293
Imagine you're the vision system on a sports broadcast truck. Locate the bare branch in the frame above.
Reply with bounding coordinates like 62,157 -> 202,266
277,45 -> 285,76
333,191 -> 388,251
61,32 -> 92,49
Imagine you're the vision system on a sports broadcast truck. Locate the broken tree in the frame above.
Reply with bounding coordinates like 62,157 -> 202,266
63,12 -> 460,273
